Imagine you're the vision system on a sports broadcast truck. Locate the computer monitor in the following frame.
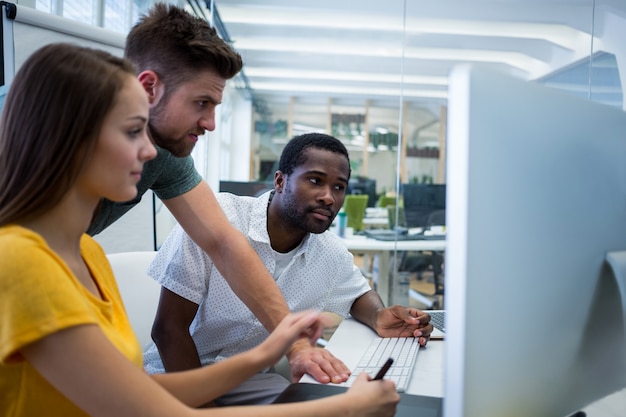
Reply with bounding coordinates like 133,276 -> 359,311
400,183 -> 446,228
444,65 -> 626,417
347,176 -> 377,208
218,180 -> 273,197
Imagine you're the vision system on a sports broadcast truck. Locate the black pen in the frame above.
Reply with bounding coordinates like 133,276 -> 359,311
373,358 -> 394,380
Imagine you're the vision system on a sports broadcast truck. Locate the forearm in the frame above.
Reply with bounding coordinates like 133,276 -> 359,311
349,290 -> 385,330
154,331 -> 202,372
151,348 -> 269,407
151,289 -> 203,372
216,396 -> 355,417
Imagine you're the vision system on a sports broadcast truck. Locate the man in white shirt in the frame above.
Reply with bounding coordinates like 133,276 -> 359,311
144,132 -> 433,405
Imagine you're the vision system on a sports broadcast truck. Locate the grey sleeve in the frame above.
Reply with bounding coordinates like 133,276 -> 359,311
150,153 -> 203,201
87,148 -> 202,235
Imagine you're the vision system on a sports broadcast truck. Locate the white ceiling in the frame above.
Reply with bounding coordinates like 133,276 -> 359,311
192,0 -> 623,132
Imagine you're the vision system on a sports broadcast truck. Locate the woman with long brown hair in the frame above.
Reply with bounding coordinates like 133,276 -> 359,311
0,42 -> 398,417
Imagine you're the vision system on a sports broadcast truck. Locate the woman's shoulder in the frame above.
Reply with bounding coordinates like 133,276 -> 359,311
0,224 -> 47,253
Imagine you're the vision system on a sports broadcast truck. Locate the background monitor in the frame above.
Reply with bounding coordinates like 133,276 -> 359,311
219,180 -> 273,197
400,183 -> 446,228
444,65 -> 626,417
347,176 -> 377,208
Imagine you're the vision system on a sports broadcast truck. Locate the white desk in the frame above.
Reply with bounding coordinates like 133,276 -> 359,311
300,317 -> 444,398
341,236 -> 446,306
362,217 -> 389,228
304,318 -> 626,417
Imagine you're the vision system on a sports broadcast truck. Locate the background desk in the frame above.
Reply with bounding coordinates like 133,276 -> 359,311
341,236 -> 446,306
362,216 -> 389,228
303,318 -> 626,416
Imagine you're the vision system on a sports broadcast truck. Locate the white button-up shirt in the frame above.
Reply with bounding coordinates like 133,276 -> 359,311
143,191 -> 371,374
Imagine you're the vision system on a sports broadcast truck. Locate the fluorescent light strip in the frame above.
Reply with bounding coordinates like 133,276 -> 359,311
218,6 -> 587,50
243,68 -> 449,86
248,82 -> 448,99
235,38 -> 547,74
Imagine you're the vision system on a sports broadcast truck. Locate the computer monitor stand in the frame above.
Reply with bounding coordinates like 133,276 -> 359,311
562,247 -> 626,417
605,250 -> 626,329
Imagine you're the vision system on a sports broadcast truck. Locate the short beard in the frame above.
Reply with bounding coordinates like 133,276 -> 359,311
281,184 -> 333,234
148,121 -> 192,158
148,99 -> 194,158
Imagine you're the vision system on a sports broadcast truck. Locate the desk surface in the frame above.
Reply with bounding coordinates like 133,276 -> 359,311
341,235 -> 446,252
303,318 -> 626,417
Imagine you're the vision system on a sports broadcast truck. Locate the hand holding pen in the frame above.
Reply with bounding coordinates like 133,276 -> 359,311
373,358 -> 394,380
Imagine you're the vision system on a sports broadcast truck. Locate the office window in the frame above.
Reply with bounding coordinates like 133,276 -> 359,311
35,0 -> 96,25
35,0 -> 149,34
538,52 -> 623,109
35,0 -> 55,13
62,0 -> 97,25
103,0 -> 128,33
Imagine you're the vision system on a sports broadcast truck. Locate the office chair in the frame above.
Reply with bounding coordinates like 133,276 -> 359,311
396,209 -> 445,309
106,251 -> 160,349
424,209 -> 445,230
387,205 -> 406,230
343,194 -> 369,232
377,194 -> 401,209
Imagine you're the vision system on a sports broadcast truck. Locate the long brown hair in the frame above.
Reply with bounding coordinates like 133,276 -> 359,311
0,43 -> 136,226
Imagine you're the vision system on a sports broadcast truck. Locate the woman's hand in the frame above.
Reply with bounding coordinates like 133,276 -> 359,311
344,373 -> 400,417
255,310 -> 332,366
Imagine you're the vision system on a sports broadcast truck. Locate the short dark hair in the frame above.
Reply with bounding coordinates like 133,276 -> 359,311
0,43 -> 136,226
125,3 -> 243,91
278,133 -> 351,177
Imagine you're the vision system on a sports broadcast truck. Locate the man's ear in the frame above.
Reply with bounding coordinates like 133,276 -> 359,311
137,70 -> 164,105
274,170 -> 285,192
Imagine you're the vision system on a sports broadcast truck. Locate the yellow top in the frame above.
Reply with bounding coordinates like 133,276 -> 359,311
0,225 -> 142,416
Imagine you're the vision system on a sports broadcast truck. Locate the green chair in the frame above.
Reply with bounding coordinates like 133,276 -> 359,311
376,195 -> 399,208
343,195 -> 369,232
387,205 -> 406,229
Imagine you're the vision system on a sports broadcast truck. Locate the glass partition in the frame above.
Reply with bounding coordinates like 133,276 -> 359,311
228,0 -> 626,309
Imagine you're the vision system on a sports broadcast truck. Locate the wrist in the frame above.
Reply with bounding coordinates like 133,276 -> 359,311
248,343 -> 275,371
286,337 -> 310,359
370,307 -> 384,331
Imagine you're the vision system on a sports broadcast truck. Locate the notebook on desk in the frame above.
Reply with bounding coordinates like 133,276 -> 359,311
273,382 -> 442,417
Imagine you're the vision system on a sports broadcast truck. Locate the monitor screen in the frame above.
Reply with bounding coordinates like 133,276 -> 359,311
401,183 -> 446,228
444,65 -> 626,417
218,180 -> 273,197
347,177 -> 377,208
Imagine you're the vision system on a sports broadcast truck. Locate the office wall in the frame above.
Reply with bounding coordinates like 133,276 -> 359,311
11,8 -> 124,65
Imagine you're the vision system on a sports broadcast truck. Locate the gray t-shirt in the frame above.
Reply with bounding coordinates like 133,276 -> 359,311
87,145 -> 202,236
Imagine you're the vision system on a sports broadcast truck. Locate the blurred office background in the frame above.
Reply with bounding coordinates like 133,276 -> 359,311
6,0 -> 625,257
